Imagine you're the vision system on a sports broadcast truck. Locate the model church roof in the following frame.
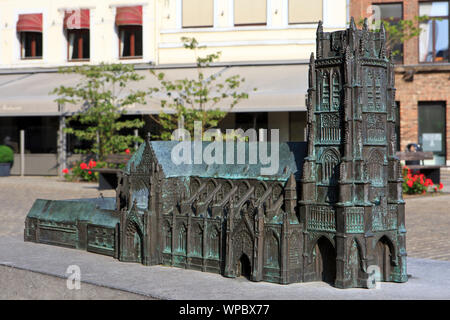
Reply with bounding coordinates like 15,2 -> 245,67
125,140 -> 307,182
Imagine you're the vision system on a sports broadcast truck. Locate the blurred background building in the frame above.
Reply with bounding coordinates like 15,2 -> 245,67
0,0 -> 349,175
352,0 -> 450,167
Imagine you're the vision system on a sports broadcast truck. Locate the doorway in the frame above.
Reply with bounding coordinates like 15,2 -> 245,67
375,237 -> 393,281
313,237 -> 337,284
236,253 -> 252,279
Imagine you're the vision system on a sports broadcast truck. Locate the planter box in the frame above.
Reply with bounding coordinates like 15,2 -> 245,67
0,163 -> 11,176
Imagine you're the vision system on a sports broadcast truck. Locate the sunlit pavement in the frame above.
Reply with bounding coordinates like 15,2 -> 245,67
0,176 -> 449,299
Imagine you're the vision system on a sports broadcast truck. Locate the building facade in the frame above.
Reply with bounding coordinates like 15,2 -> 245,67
351,0 -> 450,166
0,0 -> 349,175
25,23 -> 408,288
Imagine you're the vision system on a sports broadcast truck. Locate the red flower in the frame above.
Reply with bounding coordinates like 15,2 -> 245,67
88,171 -> 92,175
407,180 -> 414,188
425,179 -> 433,187
80,163 -> 88,170
89,160 -> 97,168
439,182 -> 444,190
125,148 -> 130,154
434,186 -> 438,192
62,168 -> 69,174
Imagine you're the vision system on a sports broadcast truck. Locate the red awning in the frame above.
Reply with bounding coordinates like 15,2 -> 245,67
115,6 -> 142,26
17,13 -> 43,32
64,9 -> 90,29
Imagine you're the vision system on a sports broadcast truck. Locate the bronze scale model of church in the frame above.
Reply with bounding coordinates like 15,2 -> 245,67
24,19 -> 407,289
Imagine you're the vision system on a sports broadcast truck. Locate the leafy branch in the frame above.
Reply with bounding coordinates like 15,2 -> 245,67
51,63 -> 146,161
147,37 -> 256,140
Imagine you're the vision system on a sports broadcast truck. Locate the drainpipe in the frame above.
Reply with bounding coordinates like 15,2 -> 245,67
20,130 -> 25,177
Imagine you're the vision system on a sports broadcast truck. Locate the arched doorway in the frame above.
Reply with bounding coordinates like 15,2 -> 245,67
125,221 -> 144,263
232,229 -> 253,279
313,237 -> 336,284
349,239 -> 361,287
375,236 -> 393,281
236,253 -> 252,279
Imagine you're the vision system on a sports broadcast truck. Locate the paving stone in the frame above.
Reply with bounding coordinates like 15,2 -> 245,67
0,176 -> 449,299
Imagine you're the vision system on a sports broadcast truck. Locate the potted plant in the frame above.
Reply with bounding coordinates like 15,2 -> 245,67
0,145 -> 14,176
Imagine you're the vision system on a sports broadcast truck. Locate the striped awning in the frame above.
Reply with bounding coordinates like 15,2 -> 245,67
0,63 -> 309,116
115,6 -> 142,26
17,13 -> 43,32
64,9 -> 90,29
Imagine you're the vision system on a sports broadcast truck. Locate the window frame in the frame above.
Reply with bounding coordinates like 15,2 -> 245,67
371,2 -> 404,64
20,31 -> 43,60
288,0 -> 324,25
118,25 -> 143,60
66,29 -> 90,62
233,0 -> 267,27
418,0 -> 450,64
182,0 -> 214,28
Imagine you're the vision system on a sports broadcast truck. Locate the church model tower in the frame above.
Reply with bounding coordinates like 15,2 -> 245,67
300,18 -> 407,288
24,19 -> 407,288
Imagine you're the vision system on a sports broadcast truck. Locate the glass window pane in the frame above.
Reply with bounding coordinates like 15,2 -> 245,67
419,20 -> 434,62
420,1 -> 449,17
418,102 -> 446,165
435,18 -> 449,62
373,4 -> 402,20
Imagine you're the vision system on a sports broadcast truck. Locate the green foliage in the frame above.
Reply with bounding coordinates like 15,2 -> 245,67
148,37 -> 256,140
52,63 -> 146,160
358,16 -> 432,59
0,145 -> 14,163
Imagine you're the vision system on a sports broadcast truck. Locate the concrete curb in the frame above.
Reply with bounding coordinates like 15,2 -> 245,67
1,235 -> 450,300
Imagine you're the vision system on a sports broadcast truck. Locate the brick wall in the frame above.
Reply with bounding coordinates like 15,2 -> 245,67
395,70 -> 450,155
350,0 -> 450,162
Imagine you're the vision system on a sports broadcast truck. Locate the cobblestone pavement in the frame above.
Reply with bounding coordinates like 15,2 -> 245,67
0,176 -> 449,261
0,176 -> 115,238
403,194 -> 450,261
0,176 -> 449,299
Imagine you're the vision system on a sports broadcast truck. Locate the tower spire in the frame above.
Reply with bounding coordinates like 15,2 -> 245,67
363,18 -> 369,31
350,17 -> 357,31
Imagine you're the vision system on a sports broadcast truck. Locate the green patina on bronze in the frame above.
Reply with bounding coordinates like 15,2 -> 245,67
24,19 -> 407,288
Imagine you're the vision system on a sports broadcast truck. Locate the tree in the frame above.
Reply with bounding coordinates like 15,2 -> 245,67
147,37 -> 255,140
52,63 -> 147,161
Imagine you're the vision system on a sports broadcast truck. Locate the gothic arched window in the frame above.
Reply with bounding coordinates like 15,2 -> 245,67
320,149 -> 340,185
366,70 -> 374,110
265,232 -> 280,268
192,224 -> 203,257
366,149 -> 384,186
177,224 -> 187,254
208,227 -> 220,259
332,71 -> 341,110
375,72 -> 382,111
163,221 -> 172,253
321,72 -> 330,110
